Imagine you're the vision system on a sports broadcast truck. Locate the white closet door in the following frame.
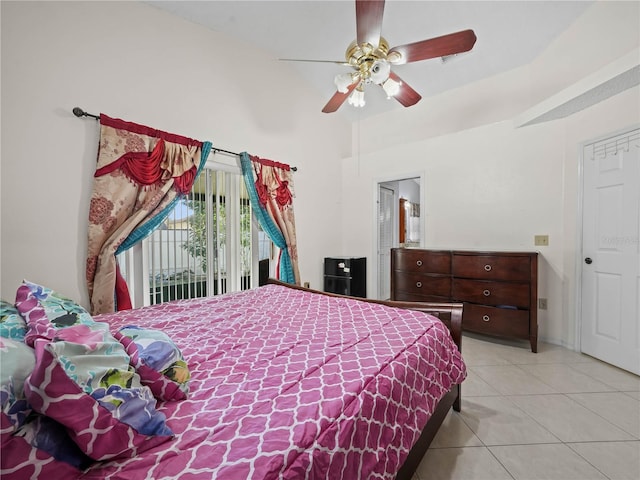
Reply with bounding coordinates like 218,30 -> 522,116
581,129 -> 640,375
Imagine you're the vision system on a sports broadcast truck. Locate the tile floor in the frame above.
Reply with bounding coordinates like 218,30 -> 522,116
413,334 -> 640,480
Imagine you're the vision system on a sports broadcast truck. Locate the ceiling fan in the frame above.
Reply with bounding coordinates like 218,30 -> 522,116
296,0 -> 477,113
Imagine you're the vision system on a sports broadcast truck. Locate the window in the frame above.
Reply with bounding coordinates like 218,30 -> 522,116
118,160 -> 264,308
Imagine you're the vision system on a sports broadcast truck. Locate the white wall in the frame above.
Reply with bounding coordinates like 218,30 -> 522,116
2,1 -> 638,350
0,1 -> 351,305
340,1 -> 640,348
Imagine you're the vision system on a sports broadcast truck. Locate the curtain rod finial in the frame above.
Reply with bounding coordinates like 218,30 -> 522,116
73,107 -> 100,120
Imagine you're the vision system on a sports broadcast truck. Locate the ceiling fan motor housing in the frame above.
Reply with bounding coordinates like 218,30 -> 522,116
346,37 -> 392,84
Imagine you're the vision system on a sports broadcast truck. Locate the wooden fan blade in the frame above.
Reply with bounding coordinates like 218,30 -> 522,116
388,29 -> 477,65
388,72 -> 421,107
356,0 -> 385,47
279,58 -> 351,66
322,80 -> 360,113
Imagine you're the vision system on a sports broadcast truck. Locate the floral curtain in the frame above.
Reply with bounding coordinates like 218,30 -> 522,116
240,152 -> 300,285
86,114 -> 211,315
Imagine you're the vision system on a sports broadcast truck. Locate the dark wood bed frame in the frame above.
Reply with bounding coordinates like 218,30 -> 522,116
267,279 -> 463,480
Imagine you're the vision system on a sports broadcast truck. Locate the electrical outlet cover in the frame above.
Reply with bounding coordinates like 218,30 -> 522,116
534,235 -> 549,246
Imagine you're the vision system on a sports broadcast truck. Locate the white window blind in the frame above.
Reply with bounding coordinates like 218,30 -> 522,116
118,161 -> 258,308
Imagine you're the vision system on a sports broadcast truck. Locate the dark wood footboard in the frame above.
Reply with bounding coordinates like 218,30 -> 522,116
266,279 -> 464,479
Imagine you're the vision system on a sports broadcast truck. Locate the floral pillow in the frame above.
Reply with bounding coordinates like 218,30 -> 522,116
115,326 -> 190,401
24,322 -> 174,461
15,280 -> 95,346
0,338 -> 90,478
1,338 -> 35,435
0,301 -> 27,342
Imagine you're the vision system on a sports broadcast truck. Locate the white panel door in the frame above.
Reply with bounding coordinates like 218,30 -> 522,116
378,185 -> 394,300
581,129 -> 640,374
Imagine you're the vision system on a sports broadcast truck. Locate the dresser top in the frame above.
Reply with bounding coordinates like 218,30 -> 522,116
395,248 -> 538,256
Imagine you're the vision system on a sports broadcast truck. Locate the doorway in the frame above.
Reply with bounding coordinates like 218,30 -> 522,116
375,175 -> 423,300
580,127 -> 639,375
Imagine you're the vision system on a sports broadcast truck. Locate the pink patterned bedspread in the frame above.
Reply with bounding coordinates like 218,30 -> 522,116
82,284 -> 466,480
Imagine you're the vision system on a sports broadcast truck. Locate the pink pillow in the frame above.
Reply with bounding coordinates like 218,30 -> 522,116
14,280 -> 95,346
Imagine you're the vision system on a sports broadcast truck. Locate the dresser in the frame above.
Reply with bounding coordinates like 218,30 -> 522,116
391,248 -> 538,352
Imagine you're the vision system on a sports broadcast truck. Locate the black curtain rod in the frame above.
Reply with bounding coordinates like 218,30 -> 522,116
210,147 -> 297,172
73,107 -> 297,172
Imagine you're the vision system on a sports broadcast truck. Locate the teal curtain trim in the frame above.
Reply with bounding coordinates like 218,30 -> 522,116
116,141 -> 212,255
239,152 -> 295,284
279,250 -> 294,284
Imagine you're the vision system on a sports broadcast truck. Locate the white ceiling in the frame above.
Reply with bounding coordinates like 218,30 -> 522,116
145,0 -> 594,121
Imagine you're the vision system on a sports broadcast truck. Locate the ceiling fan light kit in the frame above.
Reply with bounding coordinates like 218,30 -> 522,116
348,86 -> 366,107
335,72 -> 357,93
320,0 -> 477,113
382,77 -> 401,98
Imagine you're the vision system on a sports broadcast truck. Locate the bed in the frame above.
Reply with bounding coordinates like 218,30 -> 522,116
1,279 -> 465,480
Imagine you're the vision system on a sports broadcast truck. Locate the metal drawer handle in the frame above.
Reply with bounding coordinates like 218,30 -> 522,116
416,281 -> 422,288
483,289 -> 491,296
484,264 -> 492,272
482,315 -> 490,322
416,260 -> 423,267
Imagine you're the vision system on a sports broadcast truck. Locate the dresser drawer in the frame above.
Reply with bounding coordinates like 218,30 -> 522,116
392,291 -> 451,302
452,278 -> 530,307
452,253 -> 531,281
393,272 -> 451,298
393,249 -> 451,274
463,304 -> 529,338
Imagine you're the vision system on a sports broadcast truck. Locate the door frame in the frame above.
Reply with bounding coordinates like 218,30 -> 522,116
372,171 -> 425,300
377,184 -> 396,301
574,124 -> 640,353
